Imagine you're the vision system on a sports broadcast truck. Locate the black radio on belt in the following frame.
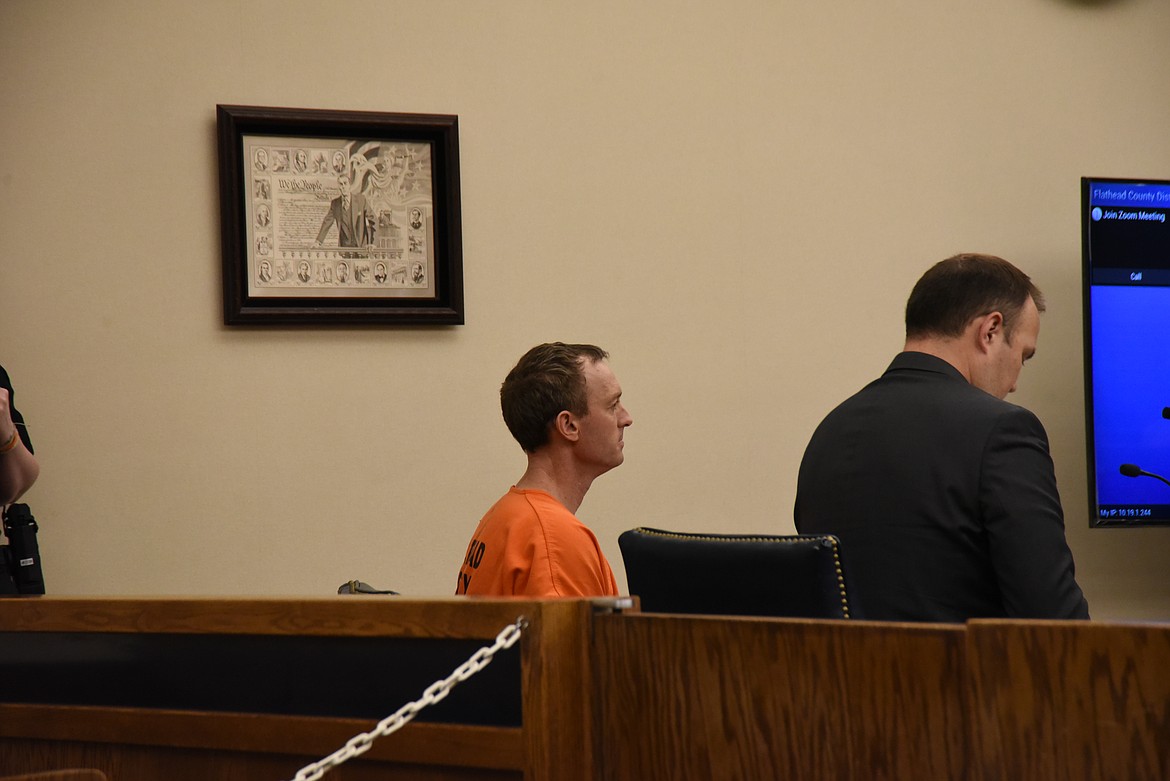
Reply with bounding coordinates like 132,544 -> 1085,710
1,502 -> 45,595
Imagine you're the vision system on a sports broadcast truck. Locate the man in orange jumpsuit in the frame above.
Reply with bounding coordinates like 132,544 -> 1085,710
456,343 -> 633,597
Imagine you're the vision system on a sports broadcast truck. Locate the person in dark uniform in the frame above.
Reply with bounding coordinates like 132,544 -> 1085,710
0,364 -> 39,504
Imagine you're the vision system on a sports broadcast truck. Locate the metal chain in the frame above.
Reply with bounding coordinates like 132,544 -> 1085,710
286,616 -> 527,781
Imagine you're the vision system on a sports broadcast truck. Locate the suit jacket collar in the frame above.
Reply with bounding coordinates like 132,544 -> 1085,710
885,351 -> 968,384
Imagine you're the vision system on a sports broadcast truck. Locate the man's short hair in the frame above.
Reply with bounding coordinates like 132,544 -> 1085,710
905,253 -> 1045,341
501,342 -> 609,453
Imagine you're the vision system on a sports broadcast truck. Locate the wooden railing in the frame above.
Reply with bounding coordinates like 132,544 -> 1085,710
593,614 -> 969,779
2,597 -> 1166,780
591,612 -> 1169,780
967,619 -> 1170,781
0,596 -> 613,781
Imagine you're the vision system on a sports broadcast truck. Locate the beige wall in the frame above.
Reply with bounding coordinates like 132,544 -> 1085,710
2,0 -> 1168,618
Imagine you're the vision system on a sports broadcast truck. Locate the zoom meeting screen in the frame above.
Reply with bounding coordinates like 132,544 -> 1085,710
1083,177 -> 1170,526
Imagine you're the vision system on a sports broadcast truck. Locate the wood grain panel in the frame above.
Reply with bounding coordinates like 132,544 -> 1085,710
0,596 -> 540,639
967,620 -> 1170,781
520,600 -> 596,781
593,615 -> 968,781
0,737 -> 519,781
0,705 -> 522,769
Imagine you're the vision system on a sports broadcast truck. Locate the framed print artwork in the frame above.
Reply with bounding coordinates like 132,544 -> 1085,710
217,104 -> 463,325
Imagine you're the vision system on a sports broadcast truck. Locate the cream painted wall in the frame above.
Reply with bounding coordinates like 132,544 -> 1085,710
2,0 -> 1168,618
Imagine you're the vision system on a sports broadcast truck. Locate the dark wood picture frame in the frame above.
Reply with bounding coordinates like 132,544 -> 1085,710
216,104 -> 463,325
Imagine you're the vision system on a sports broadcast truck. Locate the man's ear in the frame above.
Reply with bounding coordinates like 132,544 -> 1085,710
553,410 -> 579,442
975,311 -> 1005,353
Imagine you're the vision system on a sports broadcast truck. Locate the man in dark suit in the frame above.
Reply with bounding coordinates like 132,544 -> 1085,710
315,174 -> 372,249
795,253 -> 1089,622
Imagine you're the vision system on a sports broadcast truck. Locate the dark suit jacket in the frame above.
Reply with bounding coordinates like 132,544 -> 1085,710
316,193 -> 371,247
795,351 -> 1089,622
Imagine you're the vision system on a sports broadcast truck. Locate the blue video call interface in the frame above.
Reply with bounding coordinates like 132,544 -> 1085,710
1083,178 -> 1170,525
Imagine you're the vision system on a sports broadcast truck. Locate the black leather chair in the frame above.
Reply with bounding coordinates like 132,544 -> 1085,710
618,527 -> 851,619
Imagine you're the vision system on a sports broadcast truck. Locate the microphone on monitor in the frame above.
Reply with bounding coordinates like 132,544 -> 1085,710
1119,463 -> 1170,488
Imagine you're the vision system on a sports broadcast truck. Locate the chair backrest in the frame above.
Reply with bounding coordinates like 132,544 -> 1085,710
618,527 -> 851,619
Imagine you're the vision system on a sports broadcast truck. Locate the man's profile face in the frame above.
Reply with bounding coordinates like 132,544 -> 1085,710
975,296 -> 1041,400
573,359 -> 633,473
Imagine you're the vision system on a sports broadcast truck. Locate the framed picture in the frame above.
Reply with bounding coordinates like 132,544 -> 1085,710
216,104 -> 463,325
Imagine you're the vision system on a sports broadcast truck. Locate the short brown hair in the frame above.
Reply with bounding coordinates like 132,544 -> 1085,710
905,253 -> 1045,341
500,342 -> 609,453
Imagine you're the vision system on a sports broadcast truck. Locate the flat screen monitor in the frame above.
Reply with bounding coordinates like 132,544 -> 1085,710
1082,176 -> 1170,526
